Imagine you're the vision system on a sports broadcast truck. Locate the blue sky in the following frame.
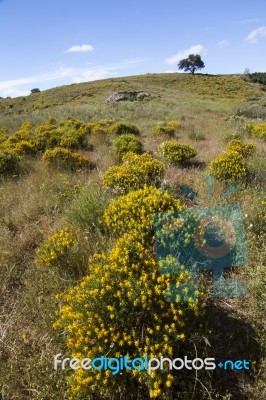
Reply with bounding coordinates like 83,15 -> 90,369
0,0 -> 266,97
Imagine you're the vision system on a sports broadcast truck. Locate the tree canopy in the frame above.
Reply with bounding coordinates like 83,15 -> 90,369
178,54 -> 205,74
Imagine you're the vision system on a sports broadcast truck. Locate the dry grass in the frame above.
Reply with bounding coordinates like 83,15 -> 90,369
0,72 -> 265,400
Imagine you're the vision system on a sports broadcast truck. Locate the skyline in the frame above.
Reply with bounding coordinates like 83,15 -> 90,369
0,0 -> 266,98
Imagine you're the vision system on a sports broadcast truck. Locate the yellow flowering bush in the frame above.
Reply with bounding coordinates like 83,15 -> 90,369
158,140 -> 197,165
2,121 -> 33,149
0,127 -> 8,135
89,119 -> 115,134
152,125 -> 175,136
42,147 -> 95,171
102,152 -> 165,193
107,122 -> 140,136
34,117 -> 91,150
245,123 -> 266,139
0,134 -> 8,144
226,139 -> 256,158
0,149 -> 21,175
113,133 -> 143,161
166,120 -> 182,129
1,117 -> 92,156
8,140 -> 37,155
103,185 -> 184,237
208,150 -> 247,181
54,187 -> 203,399
152,121 -> 182,137
35,227 -> 85,276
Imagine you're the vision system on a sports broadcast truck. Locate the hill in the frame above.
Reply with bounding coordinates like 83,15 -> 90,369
0,73 -> 265,400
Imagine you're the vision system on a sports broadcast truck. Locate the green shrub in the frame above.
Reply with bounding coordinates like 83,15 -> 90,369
188,131 -> 206,141
158,140 -> 197,165
208,150 -> 247,181
0,149 -> 21,175
90,120 -> 115,134
42,147 -> 95,171
0,134 -> 8,145
65,183 -> 109,228
224,131 -> 245,142
226,139 -> 256,158
152,125 -> 175,136
251,199 -> 266,235
0,127 -> 8,135
113,134 -> 143,161
102,152 -> 165,193
108,122 -> 140,135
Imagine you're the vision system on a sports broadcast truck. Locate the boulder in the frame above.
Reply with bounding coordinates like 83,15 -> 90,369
105,90 -> 150,103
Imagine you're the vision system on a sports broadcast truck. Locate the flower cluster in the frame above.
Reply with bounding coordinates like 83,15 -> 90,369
102,152 -> 165,193
103,185 -> 184,237
107,122 -> 140,136
158,140 -> 197,165
166,120 -> 182,129
42,147 -> 95,171
36,227 -> 77,269
89,120 -> 115,135
208,139 -> 256,182
0,117 -> 92,156
9,140 -> 37,155
152,121 -> 182,137
208,150 -> 247,182
34,117 -> 91,150
36,226 -> 88,277
112,134 -> 143,161
152,125 -> 175,136
226,139 -> 256,158
54,184 -> 203,399
245,123 -> 266,139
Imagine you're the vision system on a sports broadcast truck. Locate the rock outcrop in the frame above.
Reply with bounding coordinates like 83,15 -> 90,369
105,90 -> 150,103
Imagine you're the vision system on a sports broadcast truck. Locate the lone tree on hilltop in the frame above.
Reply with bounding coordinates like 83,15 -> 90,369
178,54 -> 205,74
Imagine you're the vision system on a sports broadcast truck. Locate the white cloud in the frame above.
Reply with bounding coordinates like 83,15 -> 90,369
165,45 -> 207,65
245,26 -> 266,43
64,44 -> 94,53
0,60 -> 144,97
217,40 -> 229,48
234,18 -> 266,24
72,69 -> 118,83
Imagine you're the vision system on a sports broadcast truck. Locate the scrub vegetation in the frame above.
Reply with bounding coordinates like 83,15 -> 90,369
0,72 -> 265,400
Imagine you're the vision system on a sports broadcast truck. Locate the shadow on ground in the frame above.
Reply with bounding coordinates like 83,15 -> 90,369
203,300 -> 262,400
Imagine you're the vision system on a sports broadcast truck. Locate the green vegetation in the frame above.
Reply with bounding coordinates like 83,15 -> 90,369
245,72 -> 266,85
113,133 -> 143,161
178,53 -> 205,74
158,140 -> 197,165
42,147 -> 95,171
0,72 -> 265,400
0,148 -> 21,174
102,152 -> 165,193
107,121 -> 140,135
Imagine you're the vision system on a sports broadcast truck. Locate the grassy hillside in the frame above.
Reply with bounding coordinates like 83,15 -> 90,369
0,73 -> 265,400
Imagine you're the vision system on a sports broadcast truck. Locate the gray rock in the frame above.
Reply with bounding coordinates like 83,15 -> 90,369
105,90 -> 150,103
